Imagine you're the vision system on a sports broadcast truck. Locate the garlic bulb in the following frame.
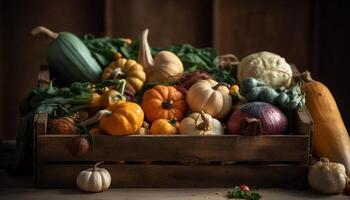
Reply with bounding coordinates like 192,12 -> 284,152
138,29 -> 183,83
179,111 -> 224,135
308,158 -> 349,194
76,161 -> 111,192
238,51 -> 292,89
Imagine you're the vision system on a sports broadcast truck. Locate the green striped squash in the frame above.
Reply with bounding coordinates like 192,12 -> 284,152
32,26 -> 102,84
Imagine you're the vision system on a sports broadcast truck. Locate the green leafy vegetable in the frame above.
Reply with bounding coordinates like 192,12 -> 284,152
83,34 -> 236,84
227,186 -> 261,200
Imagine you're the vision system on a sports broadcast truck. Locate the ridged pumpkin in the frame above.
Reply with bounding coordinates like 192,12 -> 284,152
141,85 -> 186,122
150,119 -> 179,135
179,111 -> 224,135
99,101 -> 144,135
301,71 -> 350,175
101,58 -> 146,95
187,79 -> 232,119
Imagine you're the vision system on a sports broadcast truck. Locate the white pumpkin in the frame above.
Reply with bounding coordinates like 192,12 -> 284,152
237,51 -> 293,89
187,79 -> 232,119
308,158 -> 349,194
76,161 -> 111,193
179,111 -> 224,135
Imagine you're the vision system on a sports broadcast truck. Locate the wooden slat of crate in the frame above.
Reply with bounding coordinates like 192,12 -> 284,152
36,164 -> 308,188
37,134 -> 309,163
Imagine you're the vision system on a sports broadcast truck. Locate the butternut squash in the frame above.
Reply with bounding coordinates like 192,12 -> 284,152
301,71 -> 350,175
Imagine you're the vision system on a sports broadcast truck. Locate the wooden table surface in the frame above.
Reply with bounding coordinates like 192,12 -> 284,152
0,188 -> 349,200
0,170 -> 348,200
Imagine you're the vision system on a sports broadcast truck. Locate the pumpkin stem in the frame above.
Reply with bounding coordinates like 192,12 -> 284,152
294,71 -> 314,84
93,161 -> 104,171
168,119 -> 178,127
138,29 -> 154,72
196,111 -> 212,131
213,82 -> 230,90
78,110 -> 112,127
111,68 -> 127,80
320,157 -> 330,165
31,26 -> 59,39
299,71 -> 314,82
162,100 -> 173,109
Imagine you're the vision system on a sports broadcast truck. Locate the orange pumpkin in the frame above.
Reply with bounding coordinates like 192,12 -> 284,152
150,119 -> 179,135
99,101 -> 144,135
141,85 -> 186,122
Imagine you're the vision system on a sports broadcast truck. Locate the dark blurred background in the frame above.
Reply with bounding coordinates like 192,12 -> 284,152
0,0 -> 349,139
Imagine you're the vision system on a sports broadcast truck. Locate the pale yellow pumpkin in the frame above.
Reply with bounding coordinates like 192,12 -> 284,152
138,29 -> 183,83
187,79 -> 232,119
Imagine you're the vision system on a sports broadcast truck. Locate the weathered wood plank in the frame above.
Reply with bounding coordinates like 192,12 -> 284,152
37,135 -> 309,162
36,164 -> 308,188
34,113 -> 48,135
296,106 -> 314,164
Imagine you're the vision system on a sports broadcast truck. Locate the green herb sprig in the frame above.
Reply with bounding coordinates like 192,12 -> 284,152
227,186 -> 261,200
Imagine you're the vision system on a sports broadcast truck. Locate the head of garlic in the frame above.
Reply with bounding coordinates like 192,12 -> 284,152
137,29 -> 183,83
308,158 -> 349,194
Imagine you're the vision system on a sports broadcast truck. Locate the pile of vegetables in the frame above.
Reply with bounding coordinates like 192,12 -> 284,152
13,26 -> 350,195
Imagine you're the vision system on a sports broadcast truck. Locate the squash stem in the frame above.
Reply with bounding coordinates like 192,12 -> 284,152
213,82 -> 230,90
162,100 -> 173,109
78,110 -> 112,127
138,29 -> 154,71
93,161 -> 104,171
196,111 -> 212,131
31,26 -> 59,39
293,71 -> 313,84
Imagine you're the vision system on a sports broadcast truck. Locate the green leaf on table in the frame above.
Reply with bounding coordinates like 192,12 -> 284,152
227,186 -> 261,200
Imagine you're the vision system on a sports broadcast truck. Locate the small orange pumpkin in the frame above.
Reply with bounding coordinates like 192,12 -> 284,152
141,85 -> 186,122
150,119 -> 179,135
99,101 -> 144,135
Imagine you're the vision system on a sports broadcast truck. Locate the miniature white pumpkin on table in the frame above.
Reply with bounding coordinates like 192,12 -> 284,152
187,79 -> 232,119
308,158 -> 349,194
179,111 -> 224,135
237,51 -> 293,89
76,161 -> 111,193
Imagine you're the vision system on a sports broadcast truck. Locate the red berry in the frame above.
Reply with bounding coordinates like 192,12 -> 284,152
68,136 -> 89,156
239,184 -> 250,192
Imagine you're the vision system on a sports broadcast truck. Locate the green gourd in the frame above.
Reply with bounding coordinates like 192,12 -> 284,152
259,87 -> 279,104
32,26 -> 102,84
240,77 -> 304,109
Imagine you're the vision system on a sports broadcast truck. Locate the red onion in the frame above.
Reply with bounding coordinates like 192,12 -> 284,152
227,102 -> 287,135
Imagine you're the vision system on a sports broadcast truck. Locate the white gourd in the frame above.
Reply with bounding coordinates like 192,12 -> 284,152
187,79 -> 232,119
76,161 -> 111,193
238,51 -> 292,89
308,158 -> 349,194
179,111 -> 224,135
137,29 -> 184,83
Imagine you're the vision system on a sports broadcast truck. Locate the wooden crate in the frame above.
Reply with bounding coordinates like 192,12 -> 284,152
34,108 -> 312,188
34,66 -> 313,188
